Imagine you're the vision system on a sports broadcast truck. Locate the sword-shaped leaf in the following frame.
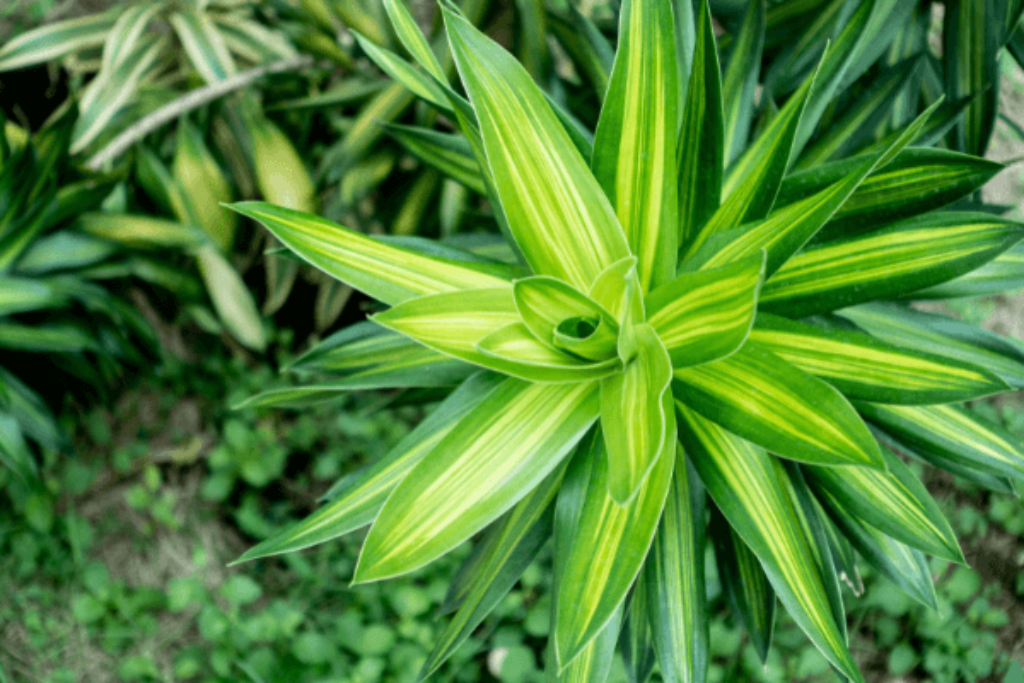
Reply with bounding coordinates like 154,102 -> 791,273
551,442 -> 623,683
871,421 -> 1015,494
913,242 -> 1024,299
710,504 -> 776,662
777,148 -> 1004,241
677,0 -> 724,252
779,462 -> 847,643
354,378 -> 599,582
686,55 -> 818,257
169,10 -> 236,83
232,373 -> 503,564
101,1 -> 164,72
945,0 -> 1001,156
750,313 -> 1007,404
420,466 -> 562,680
352,31 -> 451,112
230,202 -> 510,305
814,482 -> 937,609
803,448 -> 964,563
445,8 -> 630,291
593,0 -> 679,291
677,404 -> 863,683
553,428 -> 674,669
71,35 -> 166,153
839,302 -> 1024,390
859,402 -> 1024,481
695,100 -> 940,277
673,342 -> 884,469
286,322 -> 454,378
645,449 -> 708,683
648,252 -> 764,368
383,0 -> 447,82
797,55 -> 922,169
601,326 -> 673,503
0,12 -> 116,72
761,213 -> 1024,317
721,0 -> 765,164
0,277 -> 63,317
385,124 -> 486,194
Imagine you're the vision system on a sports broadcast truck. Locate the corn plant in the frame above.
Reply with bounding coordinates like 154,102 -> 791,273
233,0 -> 1024,680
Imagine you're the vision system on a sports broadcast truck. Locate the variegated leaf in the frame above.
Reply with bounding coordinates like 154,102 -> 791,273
593,0 -> 679,292
673,343 -> 884,469
354,378 -> 598,582
230,202 -> 511,305
750,313 -> 1008,404
677,404 -> 863,683
232,373 -> 505,564
445,8 -> 630,291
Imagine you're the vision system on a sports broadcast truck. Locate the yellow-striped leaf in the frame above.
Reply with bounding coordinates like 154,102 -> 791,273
859,402 -> 1024,481
644,449 -> 708,683
600,325 -> 673,504
553,429 -> 674,669
71,34 -> 167,153
232,373 -> 503,564
592,0 -> 679,292
169,10 -> 236,83
445,8 -> 631,291
749,313 -> 1008,404
695,100 -> 938,277
838,302 -> 1024,390
686,56 -> 818,258
779,462 -> 848,643
796,55 -> 922,169
803,448 -> 964,563
648,252 -> 764,368
814,482 -> 937,609
677,0 -> 724,252
0,12 -> 116,72
677,404 -> 863,683
673,343 -> 884,469
420,465 -> 562,680
195,245 -> 266,352
913,241 -> 1024,299
354,378 -> 599,582
552,441 -> 624,683
229,202 -> 510,305
760,212 -> 1024,318
710,504 -> 776,662
721,0 -> 765,164
777,148 -> 1004,241
383,0 -> 447,82
101,2 -> 164,72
